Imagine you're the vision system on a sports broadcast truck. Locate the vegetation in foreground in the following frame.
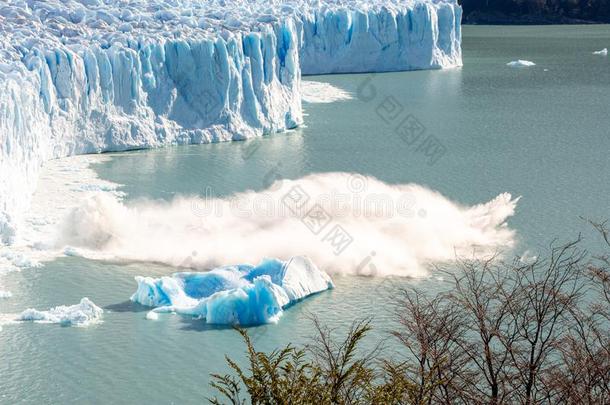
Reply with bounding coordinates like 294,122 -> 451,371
209,222 -> 610,404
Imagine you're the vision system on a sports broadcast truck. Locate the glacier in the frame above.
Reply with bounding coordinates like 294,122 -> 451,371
130,256 -> 334,325
0,0 -> 462,244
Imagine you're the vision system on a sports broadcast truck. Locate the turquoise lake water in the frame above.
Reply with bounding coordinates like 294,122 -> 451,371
1,25 -> 610,403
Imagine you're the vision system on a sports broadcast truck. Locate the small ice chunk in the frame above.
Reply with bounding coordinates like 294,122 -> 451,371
593,48 -> 608,56
507,60 -> 536,67
0,290 -> 12,298
18,297 -> 103,326
145,311 -> 159,320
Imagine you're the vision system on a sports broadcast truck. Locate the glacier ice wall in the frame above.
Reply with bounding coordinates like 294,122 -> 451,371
297,1 -> 462,74
0,0 -> 462,244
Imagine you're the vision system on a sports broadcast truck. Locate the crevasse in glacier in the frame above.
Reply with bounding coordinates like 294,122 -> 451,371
0,0 -> 462,243
130,256 -> 334,325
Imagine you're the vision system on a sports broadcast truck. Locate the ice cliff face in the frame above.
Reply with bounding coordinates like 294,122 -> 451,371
0,0 -> 462,243
297,1 -> 462,74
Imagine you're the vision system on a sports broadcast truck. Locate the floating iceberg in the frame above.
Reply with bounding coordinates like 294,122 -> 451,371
131,256 -> 334,325
0,0 -> 462,244
507,60 -> 536,67
593,48 -> 608,56
18,297 -> 103,326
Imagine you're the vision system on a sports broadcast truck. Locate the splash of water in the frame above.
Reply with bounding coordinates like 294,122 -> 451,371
57,172 -> 519,277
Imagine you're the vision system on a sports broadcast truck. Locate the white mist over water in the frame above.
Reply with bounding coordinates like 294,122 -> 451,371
57,173 -> 519,277
0,155 -> 123,298
0,156 -> 123,268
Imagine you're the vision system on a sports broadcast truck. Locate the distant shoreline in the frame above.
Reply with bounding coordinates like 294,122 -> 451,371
462,11 -> 610,25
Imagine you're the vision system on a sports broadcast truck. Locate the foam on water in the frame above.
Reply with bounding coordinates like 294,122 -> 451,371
301,81 -> 353,103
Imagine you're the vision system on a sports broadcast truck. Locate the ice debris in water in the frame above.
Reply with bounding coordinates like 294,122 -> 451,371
145,311 -> 159,321
593,48 -> 608,56
507,60 -> 536,67
131,256 -> 333,326
18,298 -> 103,326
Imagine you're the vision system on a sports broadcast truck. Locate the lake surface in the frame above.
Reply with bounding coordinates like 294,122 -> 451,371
1,25 -> 610,404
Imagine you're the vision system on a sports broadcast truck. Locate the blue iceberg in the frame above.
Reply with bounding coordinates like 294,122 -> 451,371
130,256 -> 334,326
